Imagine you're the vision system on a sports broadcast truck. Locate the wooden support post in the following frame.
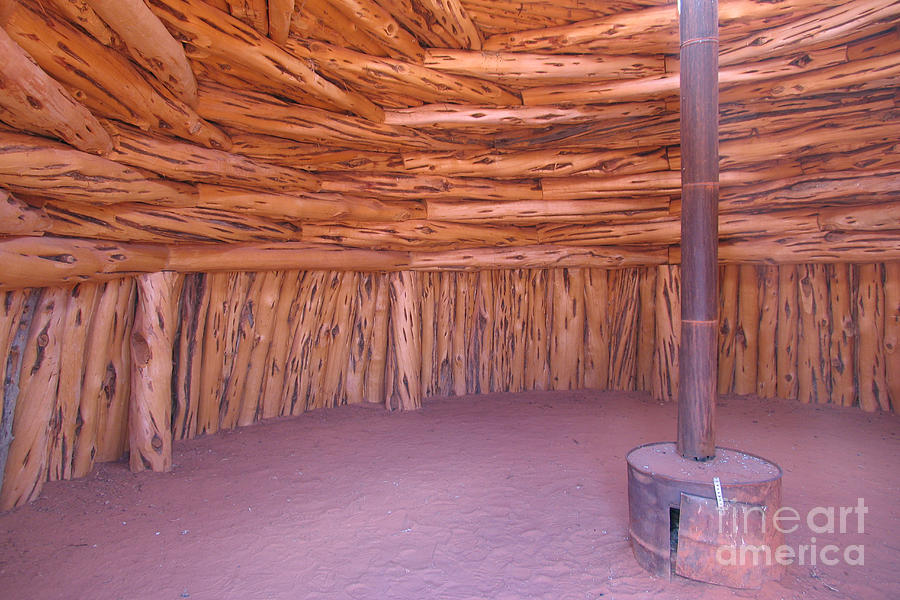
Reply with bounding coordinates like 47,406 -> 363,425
1,288 -> 65,510
857,264 -> 887,412
637,267 -> 658,392
718,264 -> 739,394
776,265 -> 799,400
828,264 -> 856,406
387,271 -> 422,411
526,270 -> 550,391
884,263 -> 900,413
734,264 -> 759,395
96,278 -> 136,463
756,266 -> 778,398
367,274 -> 390,405
129,272 -> 180,473
677,0 -> 718,460
550,268 -> 585,390
583,268 -> 610,390
451,272 -> 471,396
652,265 -> 681,402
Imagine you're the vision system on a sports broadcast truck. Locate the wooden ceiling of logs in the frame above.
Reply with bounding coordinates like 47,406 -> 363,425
0,0 -> 898,284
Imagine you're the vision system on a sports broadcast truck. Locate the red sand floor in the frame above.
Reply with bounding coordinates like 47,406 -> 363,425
1,391 -> 897,600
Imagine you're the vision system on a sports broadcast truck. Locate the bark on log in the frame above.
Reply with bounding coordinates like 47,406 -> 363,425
129,272 -> 180,473
417,0 -> 482,49
86,0 -> 198,105
386,271 -> 421,411
172,274 -> 204,440
467,271 -> 493,393
525,269 -> 550,391
549,268 -> 583,390
197,272 -> 228,434
797,265 -> 830,404
0,27 -> 112,154
40,0 -> 121,47
236,270 -> 282,424
451,272 -> 471,395
0,288 -> 65,510
343,273 -> 377,404
434,272 -> 455,395
225,0 -> 268,34
366,273 -> 390,405
0,289 -> 37,505
259,271 -> 302,416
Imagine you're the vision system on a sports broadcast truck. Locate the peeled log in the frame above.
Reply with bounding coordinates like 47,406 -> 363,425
0,191 -> 50,236
408,245 -> 667,270
301,220 -> 537,251
0,236 -> 167,291
288,40 -> 519,107
267,0 -> 293,44
86,0 -> 198,105
0,130 -> 197,207
424,49 -> 664,85
129,272 -> 180,472
105,123 -> 320,193
196,85 -> 437,151
818,201 -> 900,232
884,262 -> 900,412
0,288 -> 65,510
323,0 -> 426,63
146,0 -> 383,121
857,264 -> 887,411
386,271 -> 422,411
0,27 -> 112,154
2,1 -> 229,149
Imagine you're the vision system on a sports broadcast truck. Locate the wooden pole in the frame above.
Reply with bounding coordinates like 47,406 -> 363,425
677,0 -> 718,460
129,272 -> 180,473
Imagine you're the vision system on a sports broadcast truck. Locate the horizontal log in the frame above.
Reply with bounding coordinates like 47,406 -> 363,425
0,130 -> 197,206
287,40 -> 520,106
541,171 -> 681,199
721,170 -> 900,211
147,0 -> 383,121
384,102 -> 666,130
300,220 -> 539,250
0,191 -> 50,236
223,130 -> 402,171
166,242 -> 410,272
425,197 -> 669,224
423,49 -> 664,85
522,46 -> 850,105
0,27 -> 112,155
720,0 -> 900,66
44,202 -> 301,244
196,84 -> 444,151
408,244 -> 668,270
539,209 -> 822,246
316,173 -> 541,201
483,0 -> 831,54
715,231 -> 900,264
402,146 -> 668,178
818,201 -> 900,232
2,1 -> 230,150
104,122 -> 320,192
0,236 -> 166,290
195,185 -> 424,222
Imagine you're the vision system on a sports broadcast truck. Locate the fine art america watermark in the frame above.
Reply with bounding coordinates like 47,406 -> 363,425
715,498 -> 867,567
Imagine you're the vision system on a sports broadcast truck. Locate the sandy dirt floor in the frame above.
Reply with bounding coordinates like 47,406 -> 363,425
0,391 -> 897,600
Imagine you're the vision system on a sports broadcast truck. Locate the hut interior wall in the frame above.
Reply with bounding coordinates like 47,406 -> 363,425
2,262 -> 898,509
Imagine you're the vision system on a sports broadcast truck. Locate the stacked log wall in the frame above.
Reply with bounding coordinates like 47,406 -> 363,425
2,262 -> 897,508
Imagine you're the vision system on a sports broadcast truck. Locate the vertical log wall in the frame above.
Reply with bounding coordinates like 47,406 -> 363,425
1,262 -> 898,509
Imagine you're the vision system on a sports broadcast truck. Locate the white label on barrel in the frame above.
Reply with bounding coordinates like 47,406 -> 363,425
713,476 -> 724,512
